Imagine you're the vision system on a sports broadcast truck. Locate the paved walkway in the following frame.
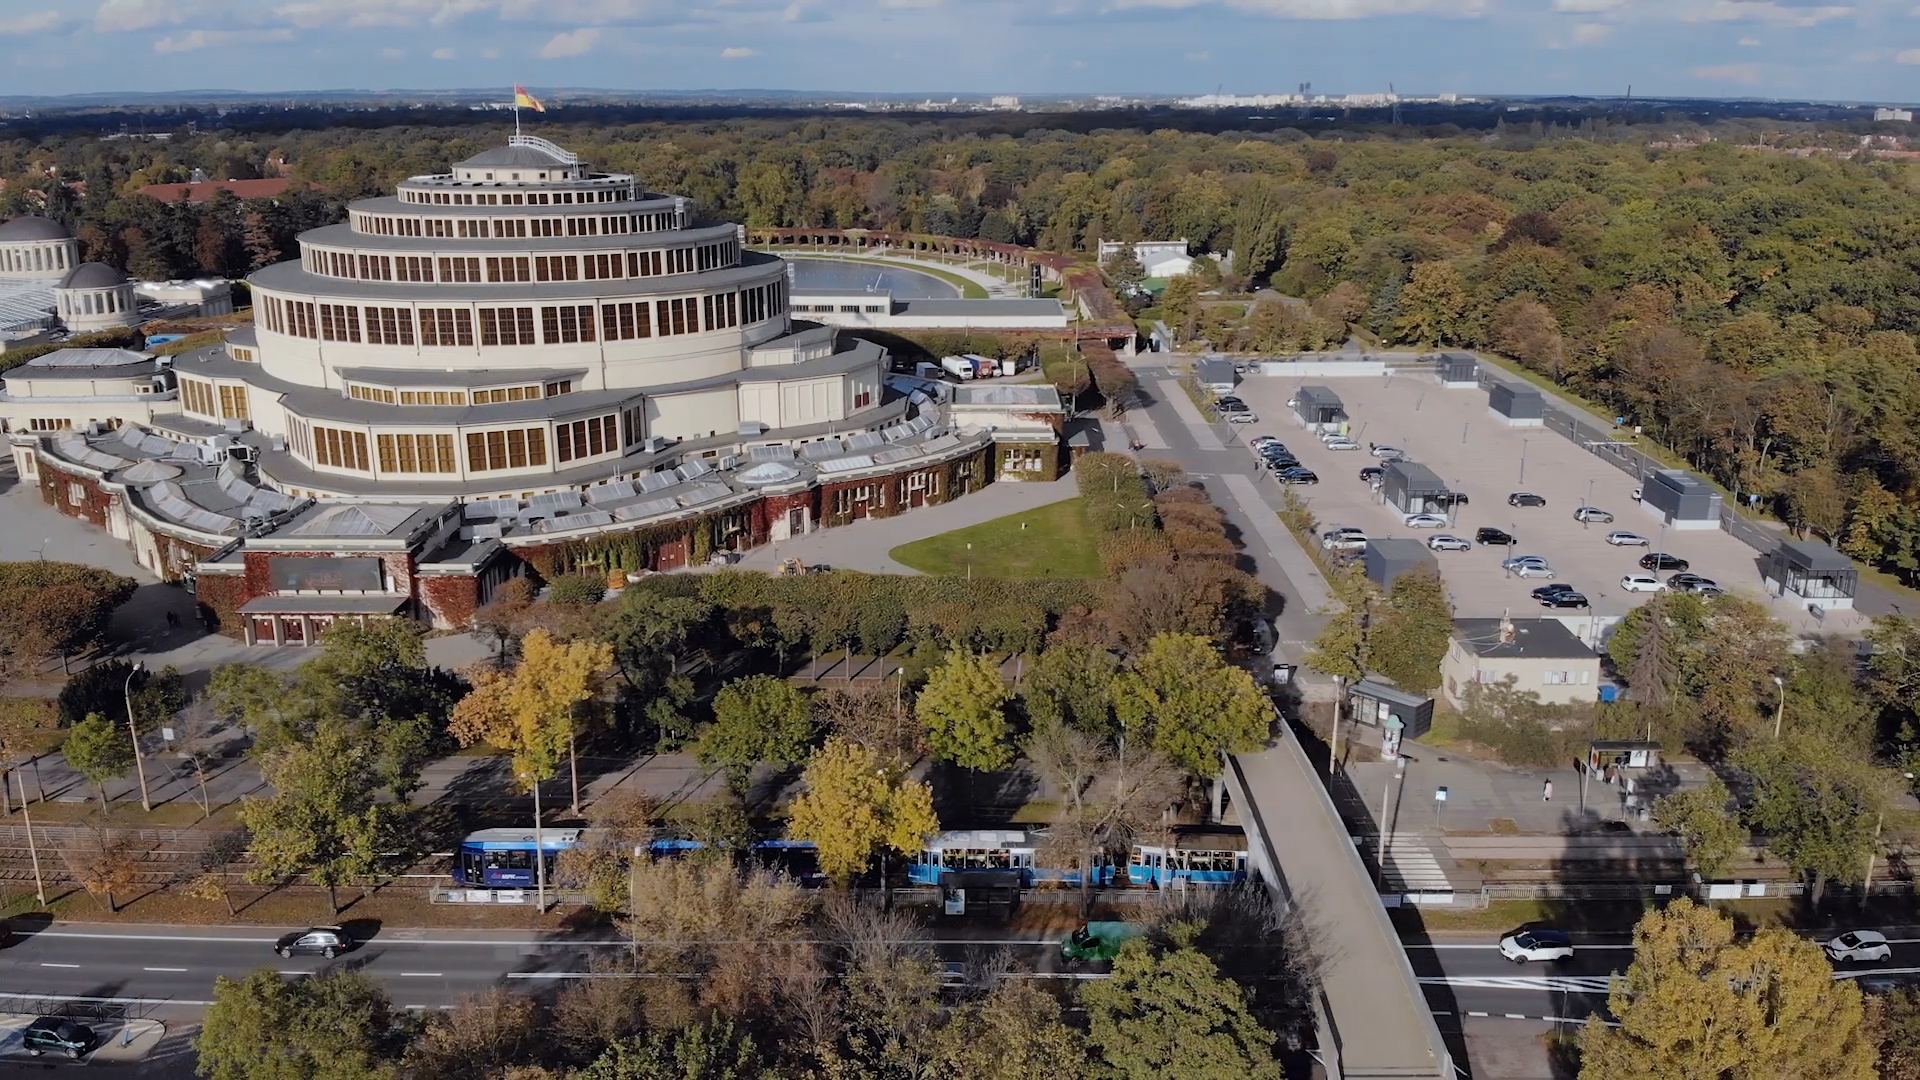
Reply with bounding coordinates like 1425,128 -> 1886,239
1153,378 -> 1229,449
732,474 -> 1083,575
1219,472 -> 1337,615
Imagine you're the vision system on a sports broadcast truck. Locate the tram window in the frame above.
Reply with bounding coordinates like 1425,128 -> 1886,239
506,850 -> 532,870
485,850 -> 508,870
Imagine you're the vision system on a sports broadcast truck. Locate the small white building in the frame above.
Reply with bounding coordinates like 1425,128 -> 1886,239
948,383 -> 1066,481
135,278 -> 235,318
1875,107 -> 1914,122
1441,616 -> 1601,709
1098,239 -> 1194,279
55,263 -> 140,333
788,291 -> 1070,330
0,348 -> 175,438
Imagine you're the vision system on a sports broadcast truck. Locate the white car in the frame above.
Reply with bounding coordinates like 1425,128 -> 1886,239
1225,411 -> 1258,424
1502,555 -> 1550,570
1620,574 -> 1665,593
1499,929 -> 1574,963
1605,531 -> 1650,547
1370,444 -> 1406,458
1428,534 -> 1471,552
1403,513 -> 1448,529
1321,529 -> 1367,551
1825,930 -> 1892,963
1512,563 -> 1556,579
1325,438 -> 1360,451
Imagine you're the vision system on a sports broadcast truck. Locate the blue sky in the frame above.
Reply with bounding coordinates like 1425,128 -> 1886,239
0,0 -> 1904,103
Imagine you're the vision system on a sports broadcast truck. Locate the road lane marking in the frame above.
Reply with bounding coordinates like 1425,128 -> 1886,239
277,970 -> 306,976
1404,943 -> 1637,950
399,973 -> 444,978
0,992 -> 214,1007
39,963 -> 78,968
141,967 -> 188,973
1419,975 -> 1617,993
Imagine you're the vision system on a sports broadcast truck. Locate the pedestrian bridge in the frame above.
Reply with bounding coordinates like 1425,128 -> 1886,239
1224,722 -> 1456,1080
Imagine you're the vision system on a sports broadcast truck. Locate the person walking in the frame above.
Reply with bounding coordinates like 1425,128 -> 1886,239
1542,778 -> 1553,802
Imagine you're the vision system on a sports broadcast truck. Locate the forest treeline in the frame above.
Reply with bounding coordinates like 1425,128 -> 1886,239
5,117 -> 1920,574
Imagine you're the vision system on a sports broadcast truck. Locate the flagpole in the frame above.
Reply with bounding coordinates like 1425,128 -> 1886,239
514,104 -> 520,139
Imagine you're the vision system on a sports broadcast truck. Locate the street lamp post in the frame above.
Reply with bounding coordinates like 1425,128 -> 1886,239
1378,756 -> 1407,887
1331,675 -> 1345,776
1519,439 -> 1529,485
521,772 -> 547,914
124,662 -> 151,812
1772,675 -> 1786,739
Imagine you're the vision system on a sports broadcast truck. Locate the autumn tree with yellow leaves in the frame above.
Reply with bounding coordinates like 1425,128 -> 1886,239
450,629 -> 613,811
787,737 -> 938,886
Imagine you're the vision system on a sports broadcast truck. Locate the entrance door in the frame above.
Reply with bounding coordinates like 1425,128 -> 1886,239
788,508 -> 806,536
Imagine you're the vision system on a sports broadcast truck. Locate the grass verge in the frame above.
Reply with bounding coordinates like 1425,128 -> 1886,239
889,498 -> 1101,579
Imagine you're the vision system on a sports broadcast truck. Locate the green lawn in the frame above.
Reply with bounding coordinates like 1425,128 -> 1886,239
890,498 -> 1101,578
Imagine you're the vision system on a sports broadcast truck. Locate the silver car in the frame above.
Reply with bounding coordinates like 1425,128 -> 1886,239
1428,534 -> 1471,552
1605,530 -> 1650,547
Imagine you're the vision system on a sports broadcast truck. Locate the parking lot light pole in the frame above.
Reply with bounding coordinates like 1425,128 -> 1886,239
125,662 -> 151,812
1519,439 -> 1529,484
1772,675 -> 1786,738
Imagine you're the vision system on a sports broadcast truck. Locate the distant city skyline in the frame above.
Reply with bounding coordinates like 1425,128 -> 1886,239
0,0 -> 1906,104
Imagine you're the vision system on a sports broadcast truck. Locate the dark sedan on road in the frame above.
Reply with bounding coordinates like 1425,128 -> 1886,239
1539,592 -> 1590,609
276,925 -> 354,959
23,1017 -> 95,1059
1275,467 -> 1319,485
1475,527 -> 1515,546
1508,492 -> 1548,507
1640,552 -> 1689,572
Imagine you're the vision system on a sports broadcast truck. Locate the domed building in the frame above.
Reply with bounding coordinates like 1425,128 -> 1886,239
55,262 -> 140,332
0,216 -> 79,279
15,136 -> 1047,642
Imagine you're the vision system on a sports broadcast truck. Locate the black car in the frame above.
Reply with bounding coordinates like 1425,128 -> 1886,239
1640,552 -> 1689,572
275,925 -> 353,959
1217,396 -> 1245,407
1439,490 -> 1469,507
1276,468 -> 1319,485
1216,400 -> 1250,414
1540,592 -> 1590,609
1358,466 -> 1385,483
1475,527 -> 1515,546
1531,583 -> 1577,600
23,1017 -> 94,1059
1508,492 -> 1548,507
1262,457 -> 1300,472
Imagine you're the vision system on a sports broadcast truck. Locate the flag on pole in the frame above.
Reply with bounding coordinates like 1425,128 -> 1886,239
513,85 -> 545,112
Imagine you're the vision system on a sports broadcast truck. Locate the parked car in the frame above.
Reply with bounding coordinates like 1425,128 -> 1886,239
1325,437 -> 1360,451
1321,529 -> 1367,552
1216,400 -> 1250,414
1825,930 -> 1893,963
1540,591 -> 1590,609
1276,467 -> 1319,485
1428,534 -> 1472,552
1475,527 -> 1515,546
1261,455 -> 1301,471
22,1017 -> 95,1060
1499,929 -> 1574,964
1318,429 -> 1350,443
1250,435 -> 1283,448
1434,490 -> 1470,507
1620,573 -> 1665,593
1513,563 -> 1556,579
1403,513 -> 1449,529
276,925 -> 354,959
1503,554 -> 1550,570
1605,530 -> 1651,547
1668,573 -> 1720,593
1369,444 -> 1406,458
1508,492 -> 1548,507
1215,396 -> 1245,409
1640,552 -> 1689,572
1574,506 -> 1615,523
1358,466 -> 1385,484
1531,583 -> 1577,600
1225,411 -> 1258,424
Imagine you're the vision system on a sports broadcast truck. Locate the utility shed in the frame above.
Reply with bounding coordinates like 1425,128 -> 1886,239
1349,678 -> 1435,741
1292,385 -> 1346,430
1196,358 -> 1238,394
1436,352 -> 1478,387
1381,460 -> 1450,515
1488,382 -> 1544,427
1764,537 -> 1857,611
1640,469 -> 1722,531
1364,537 -> 1436,590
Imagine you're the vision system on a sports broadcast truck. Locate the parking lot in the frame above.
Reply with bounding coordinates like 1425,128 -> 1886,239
1222,370 -> 1852,636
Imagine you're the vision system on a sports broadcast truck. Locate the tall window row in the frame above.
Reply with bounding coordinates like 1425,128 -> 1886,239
397,186 -> 640,206
555,415 -> 620,464
302,238 -> 737,283
180,380 -> 250,421
261,281 -> 784,347
351,209 -> 680,240
376,433 -> 458,474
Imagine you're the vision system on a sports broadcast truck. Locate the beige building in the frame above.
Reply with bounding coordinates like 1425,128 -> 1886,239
1441,617 -> 1601,709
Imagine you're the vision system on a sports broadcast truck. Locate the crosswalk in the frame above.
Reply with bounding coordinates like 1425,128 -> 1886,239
1419,975 -> 1617,994
1380,834 -> 1453,892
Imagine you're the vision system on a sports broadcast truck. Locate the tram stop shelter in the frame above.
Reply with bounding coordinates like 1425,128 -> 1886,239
1764,537 -> 1857,611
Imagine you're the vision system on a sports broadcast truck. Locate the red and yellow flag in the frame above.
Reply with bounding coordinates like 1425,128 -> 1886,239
513,85 -> 544,112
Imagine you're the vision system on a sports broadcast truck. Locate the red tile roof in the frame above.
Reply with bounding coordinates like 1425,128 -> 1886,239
137,178 -> 304,203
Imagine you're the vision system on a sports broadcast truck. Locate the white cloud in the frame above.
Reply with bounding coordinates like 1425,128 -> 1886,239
431,45 -> 455,58
1692,61 -> 1762,81
0,11 -> 64,35
95,0 -> 184,32
1185,49 -> 1211,59
1685,0 -> 1852,25
1552,0 -> 1620,10
154,27 -> 296,52
380,46 -> 404,57
481,45 -> 501,58
1111,0 -> 1487,17
538,26 -> 599,57
1738,34 -> 1760,43
720,45 -> 755,57
1898,46 -> 1920,62
1570,20 -> 1613,42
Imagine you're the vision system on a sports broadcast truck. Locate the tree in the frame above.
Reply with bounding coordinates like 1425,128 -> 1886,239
1365,566 -> 1453,694
555,789 -> 656,912
918,650 -> 1014,772
698,675 -> 814,791
934,980 -> 1085,1080
240,723 -> 395,914
1112,633 -> 1269,777
62,711 -> 132,808
0,562 -> 137,680
449,628 -> 612,811
1873,989 -> 1920,1080
1394,260 -> 1470,345
58,823 -> 139,912
579,1018 -> 765,1080
787,737 -> 938,885
472,577 -> 535,659
402,988 -> 544,1080
1082,941 -> 1284,1080
1102,243 -> 1146,291
197,968 -> 402,1080
1651,777 -> 1745,880
1579,899 -> 1874,1080
1162,275 -> 1202,341
1022,643 -> 1120,735
1735,734 -> 1891,904
812,684 -> 923,768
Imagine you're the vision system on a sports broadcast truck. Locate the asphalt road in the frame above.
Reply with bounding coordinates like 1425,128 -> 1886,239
1406,927 -> 1920,1024
0,924 -> 1075,1011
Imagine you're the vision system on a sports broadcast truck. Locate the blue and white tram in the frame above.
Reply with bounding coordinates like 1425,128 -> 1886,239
1128,827 -> 1250,888
453,828 -> 584,888
907,829 -> 1083,887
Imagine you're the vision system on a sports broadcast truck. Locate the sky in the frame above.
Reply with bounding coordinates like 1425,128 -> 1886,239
0,0 -> 1906,104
